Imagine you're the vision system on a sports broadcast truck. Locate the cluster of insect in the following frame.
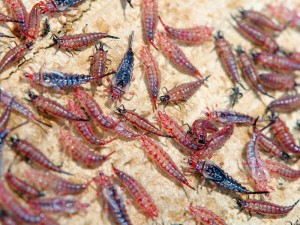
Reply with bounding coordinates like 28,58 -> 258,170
0,0 -> 299,224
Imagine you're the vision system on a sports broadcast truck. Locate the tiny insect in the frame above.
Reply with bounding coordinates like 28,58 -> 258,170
159,76 -> 210,105
109,31 -> 134,102
68,100 -> 116,146
28,195 -> 89,214
236,46 -> 273,98
6,0 -> 28,36
94,171 -> 133,225
0,42 -> 33,75
5,163 -> 45,199
24,67 -> 114,90
26,3 -> 43,39
0,181 -> 44,224
158,16 -> 214,45
272,117 -> 300,154
252,51 -> 300,72
141,0 -> 158,50
189,203 -> 227,225
193,123 -> 234,160
140,45 -> 161,110
191,118 -> 218,144
28,91 -> 88,121
0,32 -> 14,38
0,12 -> 23,23
112,164 -> 159,218
232,16 -> 279,53
157,110 -> 206,153
75,88 -> 117,129
158,32 -> 202,78
107,115 -> 141,139
41,19 -> 51,37
235,197 -> 300,218
188,157 -> 268,195
59,129 -> 115,168
40,0 -> 85,14
264,159 -> 300,180
140,135 -> 194,190
52,32 -> 119,51
266,94 -> 300,112
116,105 -> 171,138
258,73 -> 298,91
10,137 -> 72,175
239,9 -> 286,32
24,168 -> 89,195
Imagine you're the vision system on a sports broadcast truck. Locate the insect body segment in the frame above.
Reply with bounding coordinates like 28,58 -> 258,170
264,159 -> 300,179
267,94 -> 300,112
258,73 -> 298,91
41,0 -> 86,14
6,0 -> 28,36
189,204 -> 227,225
0,12 -> 23,23
191,118 -> 218,144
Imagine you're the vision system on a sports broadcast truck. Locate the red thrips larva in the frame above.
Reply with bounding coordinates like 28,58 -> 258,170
26,3 -> 43,39
10,137 -> 72,175
272,118 -> 300,154
158,32 -> 202,78
267,94 -> 300,112
157,110 -> 206,153
159,76 -> 210,104
28,91 -> 88,121
252,51 -> 300,72
191,118 -> 218,144
28,195 -> 89,214
0,181 -> 44,224
75,88 -> 117,129
189,203 -> 227,225
116,105 -> 171,138
232,16 -> 279,53
140,135 -> 194,190
68,100 -> 116,146
53,32 -> 119,50
140,45 -> 161,110
235,197 -> 300,216
264,159 -> 300,179
59,129 -> 115,168
236,47 -> 273,98
141,0 -> 158,50
0,42 -> 33,75
239,9 -> 286,32
23,168 -> 89,195
112,164 -> 159,218
6,0 -> 28,36
0,12 -> 22,23
214,31 -> 245,90
90,43 -> 108,88
158,16 -> 214,44
258,73 -> 298,91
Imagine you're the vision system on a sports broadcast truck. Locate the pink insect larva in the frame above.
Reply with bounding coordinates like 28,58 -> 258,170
23,168 -> 89,195
264,159 -> 300,179
26,3 -> 43,39
159,76 -> 210,104
214,31 -> 244,89
194,123 -> 234,160
252,51 -> 300,72
28,195 -> 89,214
0,12 -> 23,23
28,91 -> 88,122
10,137 -> 72,175
0,181 -> 44,224
108,115 -> 141,139
189,203 -> 227,225
141,0 -> 158,50
53,32 -> 119,50
257,133 -> 290,161
272,118 -> 300,154
258,73 -> 298,91
157,110 -> 206,153
6,0 -> 28,35
239,9 -> 286,32
0,42 -> 33,75
235,197 -> 300,216
112,164 -> 159,218
157,32 -> 202,78
158,16 -> 214,44
67,100 -> 116,146
289,52 -> 300,63
75,88 -> 117,129
116,105 -> 171,138
140,135 -> 194,190
267,94 -> 300,112
140,45 -> 161,110
232,17 -> 279,53
90,43 -> 108,87
59,129 -> 115,168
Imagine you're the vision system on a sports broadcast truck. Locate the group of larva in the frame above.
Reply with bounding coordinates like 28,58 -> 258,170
0,0 -> 299,224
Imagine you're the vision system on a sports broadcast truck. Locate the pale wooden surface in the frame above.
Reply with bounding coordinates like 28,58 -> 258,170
0,0 -> 299,224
